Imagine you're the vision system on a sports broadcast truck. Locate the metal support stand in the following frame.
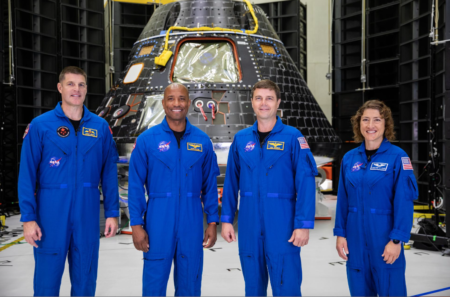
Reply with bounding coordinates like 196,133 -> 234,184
315,177 -> 331,220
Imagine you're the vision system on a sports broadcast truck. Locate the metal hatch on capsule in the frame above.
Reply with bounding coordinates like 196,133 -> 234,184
96,0 -> 341,220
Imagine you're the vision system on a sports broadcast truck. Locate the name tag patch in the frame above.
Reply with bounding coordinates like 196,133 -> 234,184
370,162 -> 389,171
82,127 -> 98,138
187,142 -> 202,152
267,141 -> 284,150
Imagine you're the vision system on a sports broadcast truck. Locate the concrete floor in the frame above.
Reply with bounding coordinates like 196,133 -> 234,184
1,197 -> 449,296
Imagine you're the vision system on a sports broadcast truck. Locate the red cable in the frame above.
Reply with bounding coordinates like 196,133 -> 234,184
198,103 -> 208,121
211,104 -> 216,120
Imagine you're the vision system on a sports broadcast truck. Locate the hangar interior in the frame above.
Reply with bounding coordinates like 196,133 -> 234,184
0,0 -> 450,296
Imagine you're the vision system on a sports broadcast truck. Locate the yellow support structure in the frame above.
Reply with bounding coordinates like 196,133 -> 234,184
414,205 -> 433,210
413,213 -> 445,219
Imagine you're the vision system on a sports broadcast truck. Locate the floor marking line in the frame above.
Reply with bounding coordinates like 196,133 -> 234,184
412,286 -> 450,296
0,236 -> 25,252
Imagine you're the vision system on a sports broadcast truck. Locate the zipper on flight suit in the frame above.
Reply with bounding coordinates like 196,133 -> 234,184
175,134 -> 183,237
257,132 -> 272,237
361,150 -> 378,248
69,119 -> 84,229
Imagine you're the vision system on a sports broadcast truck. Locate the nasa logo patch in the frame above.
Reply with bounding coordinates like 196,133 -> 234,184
244,141 -> 256,152
158,141 -> 170,152
370,162 -> 389,171
23,123 -> 31,139
49,157 -> 62,167
351,162 -> 363,172
57,126 -> 70,138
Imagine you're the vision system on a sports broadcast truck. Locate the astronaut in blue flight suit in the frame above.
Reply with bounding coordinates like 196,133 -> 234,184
18,66 -> 119,296
128,83 -> 219,296
221,80 -> 318,296
334,100 -> 418,296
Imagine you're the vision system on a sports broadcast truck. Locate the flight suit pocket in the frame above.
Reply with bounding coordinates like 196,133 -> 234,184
47,135 -> 72,156
143,253 -> 166,283
184,152 -> 204,170
69,244 -> 98,287
239,252 -> 256,287
266,252 -> 301,296
370,209 -> 393,249
369,167 -> 393,188
345,212 -> 361,269
82,137 -> 100,156
84,245 -> 96,274
35,248 -> 62,289
372,266 -> 407,296
239,154 -> 257,171
346,266 -> 365,296
407,174 -> 419,201
189,255 -> 203,282
306,152 -> 318,176
176,253 -> 203,295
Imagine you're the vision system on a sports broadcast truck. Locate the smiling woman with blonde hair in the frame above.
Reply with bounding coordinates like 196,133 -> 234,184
333,100 -> 418,296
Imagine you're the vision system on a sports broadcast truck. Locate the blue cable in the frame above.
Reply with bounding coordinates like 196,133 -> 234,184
412,286 -> 450,297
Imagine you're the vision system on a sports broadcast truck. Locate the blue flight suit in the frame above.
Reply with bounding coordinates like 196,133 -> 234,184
334,139 -> 418,296
18,102 -> 119,296
221,117 -> 318,296
128,117 -> 219,296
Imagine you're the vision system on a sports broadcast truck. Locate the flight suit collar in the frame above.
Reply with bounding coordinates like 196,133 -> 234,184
251,116 -> 284,134
161,116 -> 192,136
54,102 -> 92,122
358,137 -> 391,155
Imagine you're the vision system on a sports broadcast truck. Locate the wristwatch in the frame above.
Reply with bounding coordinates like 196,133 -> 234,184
392,239 -> 401,244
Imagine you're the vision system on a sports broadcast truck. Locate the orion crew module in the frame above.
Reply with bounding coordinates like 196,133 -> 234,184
94,0 -> 341,210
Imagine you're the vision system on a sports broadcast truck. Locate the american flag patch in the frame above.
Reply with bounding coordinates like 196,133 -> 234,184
298,137 -> 310,149
402,157 -> 413,170
23,123 -> 31,139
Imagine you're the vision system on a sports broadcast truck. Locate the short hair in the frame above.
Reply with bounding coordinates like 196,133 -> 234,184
59,66 -> 87,83
351,100 -> 396,142
251,80 -> 281,100
164,83 -> 189,98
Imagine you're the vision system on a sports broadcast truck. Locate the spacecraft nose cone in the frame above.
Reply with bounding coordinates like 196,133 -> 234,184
98,0 -> 341,164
